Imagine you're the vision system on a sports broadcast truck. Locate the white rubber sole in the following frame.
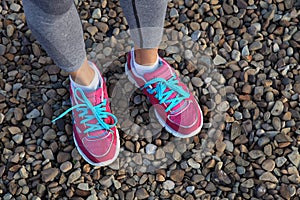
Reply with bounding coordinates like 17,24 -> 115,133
73,129 -> 120,167
125,63 -> 203,138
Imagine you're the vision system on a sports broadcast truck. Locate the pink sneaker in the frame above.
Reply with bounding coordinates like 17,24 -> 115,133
125,51 -> 203,138
53,63 -> 119,166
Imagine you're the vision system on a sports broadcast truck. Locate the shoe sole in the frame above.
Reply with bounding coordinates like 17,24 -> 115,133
125,63 -> 203,138
73,129 -> 120,167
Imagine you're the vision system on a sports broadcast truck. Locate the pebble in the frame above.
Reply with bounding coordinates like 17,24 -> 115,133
191,77 -> 203,87
185,0 -> 194,7
271,101 -> 284,116
249,41 -> 262,51
92,8 -> 101,19
14,107 -> 23,121
273,43 -> 279,52
241,179 -> 254,188
43,129 -> 56,141
213,55 -> 227,65
231,49 -> 241,61
288,151 -> 300,167
255,184 -> 267,197
231,122 -> 241,140
163,180 -> 175,190
217,101 -> 229,112
191,30 -> 201,41
37,184 -> 46,195
7,25 -> 14,37
26,109 -> 40,119
205,182 -> 217,192
78,183 -> 89,191
41,168 -> 59,183
10,3 -> 21,12
293,31 -> 300,42
249,150 -> 264,159
8,126 -> 21,135
262,159 -> 275,171
227,17 -> 240,28
186,186 -> 195,193
87,26 -> 98,36
42,149 -> 54,160
284,0 -> 295,10
259,172 -> 278,183
100,176 -> 113,188
237,166 -> 246,175
0,44 -> 6,56
280,184 -> 295,199
136,188 -> 149,199
12,134 -> 23,144
272,117 -> 281,130
275,157 -> 287,168
0,113 -> 5,124
170,8 -> 179,18
237,0 -> 248,8
67,169 -> 81,185
133,95 -> 142,104
60,161 -> 73,173
19,166 -> 29,179
188,158 -> 200,169
170,169 -> 185,182
145,144 -> 157,155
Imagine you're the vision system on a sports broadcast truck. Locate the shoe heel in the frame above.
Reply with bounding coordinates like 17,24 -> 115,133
125,63 -> 139,88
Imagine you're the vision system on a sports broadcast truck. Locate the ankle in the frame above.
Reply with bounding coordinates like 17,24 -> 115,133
70,59 -> 95,86
134,46 -> 158,66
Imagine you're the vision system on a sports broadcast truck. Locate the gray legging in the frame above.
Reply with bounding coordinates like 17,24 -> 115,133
23,0 -> 168,72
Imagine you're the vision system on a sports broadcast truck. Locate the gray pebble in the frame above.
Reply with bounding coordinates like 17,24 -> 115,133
249,41 -> 262,51
227,17 -> 240,28
0,44 -> 6,56
191,30 -> 201,41
191,77 -> 203,87
26,109 -> 40,119
271,101 -> 284,116
42,149 -> 54,160
170,8 -> 179,18
217,101 -> 229,112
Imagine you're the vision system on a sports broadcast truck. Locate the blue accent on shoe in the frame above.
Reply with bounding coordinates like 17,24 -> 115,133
142,75 -> 190,112
52,88 -> 117,134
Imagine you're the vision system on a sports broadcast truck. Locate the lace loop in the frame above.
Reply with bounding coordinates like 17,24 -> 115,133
142,75 -> 190,112
52,88 -> 117,134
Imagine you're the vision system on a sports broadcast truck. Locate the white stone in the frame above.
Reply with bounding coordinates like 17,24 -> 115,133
213,55 -> 226,65
145,144 -> 157,155
163,180 -> 175,190
92,8 -> 101,19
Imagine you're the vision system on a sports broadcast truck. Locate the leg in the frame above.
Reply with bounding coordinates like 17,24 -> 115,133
123,1 -> 203,137
23,0 -> 120,166
23,0 -> 94,86
120,0 -> 168,65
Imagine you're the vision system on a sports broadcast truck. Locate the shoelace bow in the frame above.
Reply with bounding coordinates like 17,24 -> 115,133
52,88 -> 117,135
142,75 -> 190,112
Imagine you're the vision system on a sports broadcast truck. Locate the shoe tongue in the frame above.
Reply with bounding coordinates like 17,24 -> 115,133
143,61 -> 187,113
144,61 -> 174,81
77,87 -> 103,106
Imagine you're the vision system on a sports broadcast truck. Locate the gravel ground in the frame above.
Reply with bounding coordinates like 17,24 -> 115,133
1,0 -> 300,199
